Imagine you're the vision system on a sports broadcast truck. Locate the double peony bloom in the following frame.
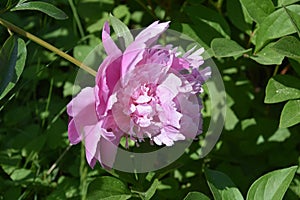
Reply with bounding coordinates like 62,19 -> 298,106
67,21 -> 211,168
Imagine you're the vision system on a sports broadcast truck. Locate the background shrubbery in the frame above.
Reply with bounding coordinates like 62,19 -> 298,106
0,0 -> 300,199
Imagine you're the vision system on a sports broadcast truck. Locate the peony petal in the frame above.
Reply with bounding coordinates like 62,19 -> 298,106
156,73 -> 182,103
84,124 -> 101,167
67,87 -> 96,118
95,55 -> 122,116
68,119 -> 82,144
99,136 -> 119,168
102,21 -> 122,56
136,104 -> 153,115
121,21 -> 170,79
67,87 -> 98,146
135,21 -> 170,47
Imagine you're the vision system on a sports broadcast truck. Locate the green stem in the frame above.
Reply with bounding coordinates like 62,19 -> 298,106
80,143 -> 88,200
273,65 -> 280,76
68,0 -> 85,38
0,17 -> 97,77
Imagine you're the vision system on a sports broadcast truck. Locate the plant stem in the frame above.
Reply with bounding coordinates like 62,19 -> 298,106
68,0 -> 85,38
0,17 -> 97,77
273,65 -> 279,76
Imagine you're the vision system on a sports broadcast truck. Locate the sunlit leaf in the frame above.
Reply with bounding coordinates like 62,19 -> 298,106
278,0 -> 300,6
211,38 -> 250,58
251,43 -> 284,65
184,192 -> 210,200
11,1 -> 68,20
255,5 -> 300,51
272,36 -> 300,59
86,176 -> 131,200
268,128 -> 291,142
246,166 -> 298,200
205,169 -> 244,200
0,36 -> 26,100
265,75 -> 300,103
109,14 -> 134,50
240,0 -> 275,23
280,99 -> 300,128
144,179 -> 160,200
284,6 -> 300,37
183,5 -> 231,40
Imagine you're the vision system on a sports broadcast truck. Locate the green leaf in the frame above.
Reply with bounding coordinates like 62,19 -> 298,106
240,0 -> 275,24
183,192 -> 210,200
251,43 -> 285,65
109,14 -> 134,50
86,176 -> 131,200
112,5 -> 130,25
268,128 -> 291,142
246,166 -> 298,200
265,75 -> 300,103
284,6 -> 300,37
10,168 -> 32,181
144,179 -> 160,200
272,36 -> 300,59
211,38 -> 250,58
255,5 -> 300,51
225,106 -> 239,130
11,1 -> 68,20
280,99 -> 300,128
180,23 -> 209,50
278,0 -> 300,6
183,5 -> 231,39
205,169 -> 244,200
226,0 -> 252,34
0,36 -> 26,100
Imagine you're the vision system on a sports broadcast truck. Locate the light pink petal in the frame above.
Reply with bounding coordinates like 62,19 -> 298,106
102,21 -> 122,56
135,21 -> 170,46
180,114 -> 199,138
121,48 -> 145,80
137,116 -> 152,127
156,73 -> 182,103
99,137 -> 118,168
198,67 -> 212,82
84,124 -> 101,167
68,119 -> 82,144
135,95 -> 151,104
153,126 -> 184,146
67,87 -> 98,146
136,104 -> 153,115
121,21 -> 170,79
67,87 -> 96,117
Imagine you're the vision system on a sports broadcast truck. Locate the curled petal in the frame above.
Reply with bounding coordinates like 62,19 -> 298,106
102,21 -> 122,56
121,21 -> 170,79
67,87 -> 98,145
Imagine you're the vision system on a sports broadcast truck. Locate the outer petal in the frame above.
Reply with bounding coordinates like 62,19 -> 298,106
102,21 -> 122,56
67,87 -> 98,145
135,21 -> 170,47
95,55 -> 122,116
67,87 -> 96,117
121,21 -> 170,79
68,119 -> 82,144
98,136 -> 119,168
83,124 -> 101,167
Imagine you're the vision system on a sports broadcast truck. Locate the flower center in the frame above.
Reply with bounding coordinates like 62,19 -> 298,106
129,83 -> 158,128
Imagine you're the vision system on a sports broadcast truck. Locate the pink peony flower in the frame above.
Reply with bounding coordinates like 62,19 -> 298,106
67,20 -> 211,169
